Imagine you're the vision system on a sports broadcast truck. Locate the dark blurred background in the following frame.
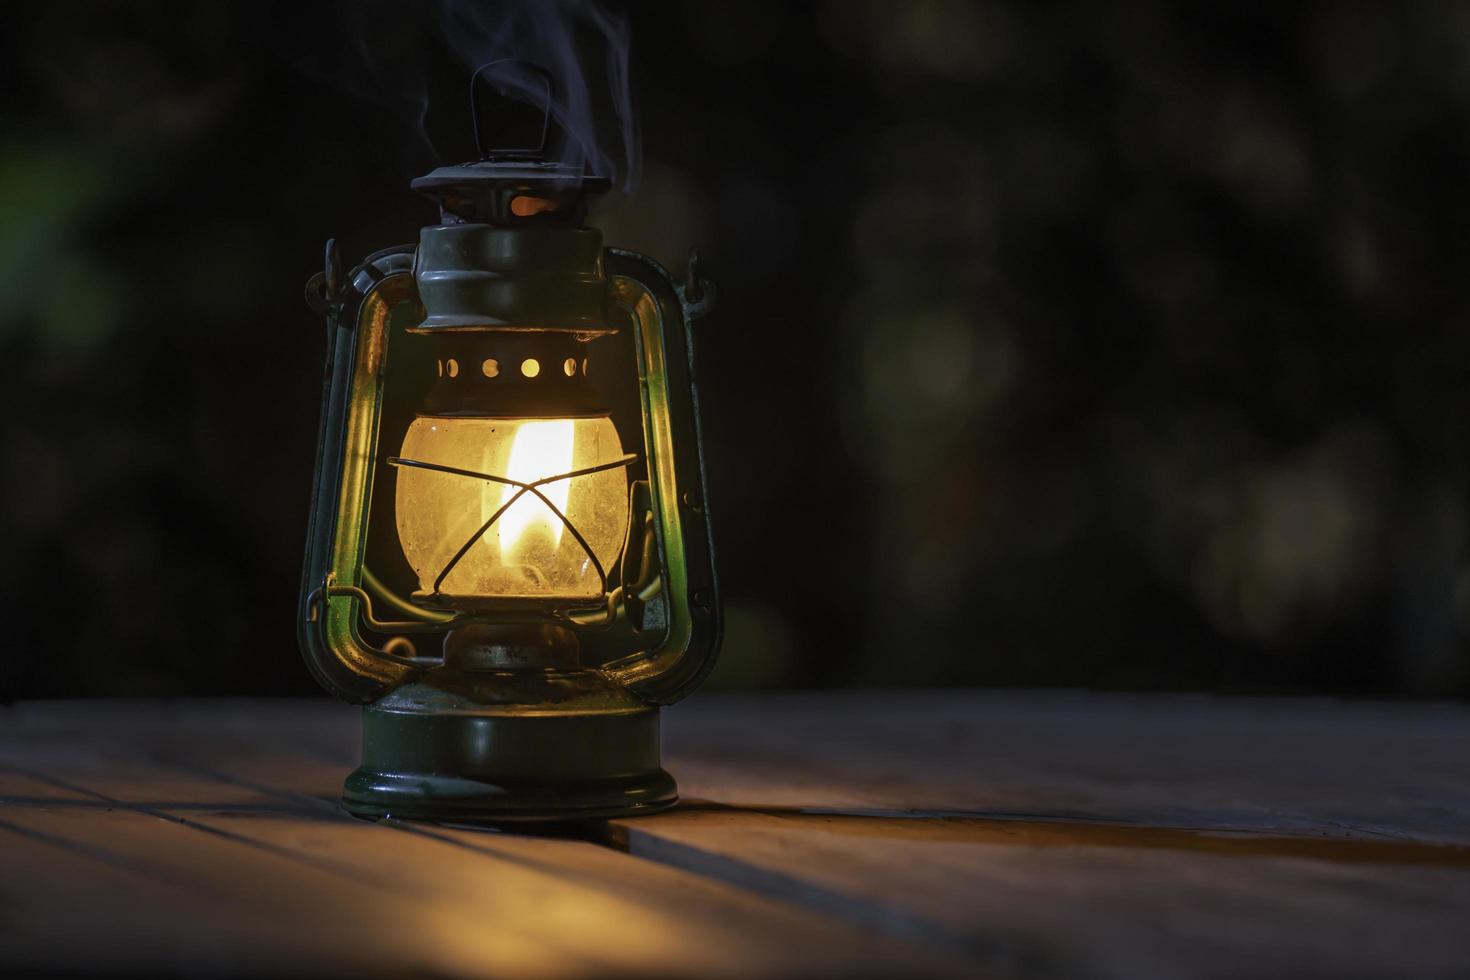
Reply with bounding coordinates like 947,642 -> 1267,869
3,1 -> 1469,700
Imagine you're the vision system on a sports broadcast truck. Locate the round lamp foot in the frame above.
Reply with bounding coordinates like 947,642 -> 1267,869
341,700 -> 677,822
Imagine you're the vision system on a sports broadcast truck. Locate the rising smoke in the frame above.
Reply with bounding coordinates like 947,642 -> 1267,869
289,0 -> 640,194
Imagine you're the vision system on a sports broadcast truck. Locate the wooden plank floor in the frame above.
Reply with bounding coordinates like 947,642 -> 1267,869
2,693 -> 1469,978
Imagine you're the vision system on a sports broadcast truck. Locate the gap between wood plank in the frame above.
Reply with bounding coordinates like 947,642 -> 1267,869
604,819 -> 1006,952
633,802 -> 1470,868
581,801 -> 1470,969
1,765 -> 393,888
123,758 -> 987,975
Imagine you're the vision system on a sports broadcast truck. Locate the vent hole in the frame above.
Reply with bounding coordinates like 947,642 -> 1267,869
511,196 -> 559,217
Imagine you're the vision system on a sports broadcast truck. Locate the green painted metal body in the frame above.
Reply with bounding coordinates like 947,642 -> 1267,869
298,221 -> 720,821
412,224 -> 610,334
344,684 -> 676,821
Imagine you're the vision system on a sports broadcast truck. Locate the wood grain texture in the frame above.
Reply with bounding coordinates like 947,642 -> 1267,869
0,698 -> 970,978
659,690 -> 1470,842
620,691 -> 1470,979
3,692 -> 1469,978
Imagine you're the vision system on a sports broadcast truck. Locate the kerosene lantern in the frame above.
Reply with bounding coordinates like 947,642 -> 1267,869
298,66 -> 720,820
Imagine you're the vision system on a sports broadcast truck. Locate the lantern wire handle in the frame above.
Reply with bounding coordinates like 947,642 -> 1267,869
470,60 -> 554,160
310,582 -> 453,636
363,566 -> 454,624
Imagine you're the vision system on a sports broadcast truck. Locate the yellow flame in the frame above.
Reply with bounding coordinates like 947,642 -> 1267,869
497,420 -> 575,559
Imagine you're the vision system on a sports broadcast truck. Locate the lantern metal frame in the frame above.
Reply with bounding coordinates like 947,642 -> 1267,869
298,233 -> 721,820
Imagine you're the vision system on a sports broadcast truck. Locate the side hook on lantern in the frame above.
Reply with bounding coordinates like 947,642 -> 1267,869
677,246 -> 717,321
304,238 -> 343,317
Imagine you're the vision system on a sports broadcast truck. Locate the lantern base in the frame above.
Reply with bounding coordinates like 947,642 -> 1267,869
341,694 -> 677,822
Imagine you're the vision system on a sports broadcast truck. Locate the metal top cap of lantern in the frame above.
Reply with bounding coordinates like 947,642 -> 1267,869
411,61 -> 611,227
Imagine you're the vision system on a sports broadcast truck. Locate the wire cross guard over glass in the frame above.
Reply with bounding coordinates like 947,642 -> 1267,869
386,452 -> 641,599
